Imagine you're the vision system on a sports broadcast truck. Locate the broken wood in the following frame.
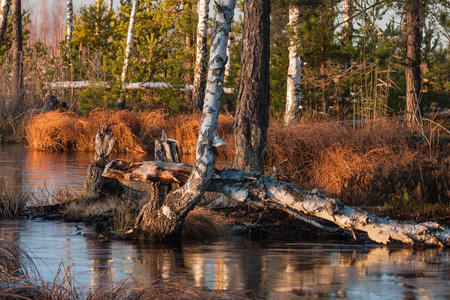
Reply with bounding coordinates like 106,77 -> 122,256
103,160 -> 450,247
81,125 -> 122,199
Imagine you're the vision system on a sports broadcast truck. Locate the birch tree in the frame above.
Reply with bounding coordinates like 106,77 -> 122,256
191,0 -> 210,110
133,0 -> 236,243
119,0 -> 138,108
284,6 -> 303,126
66,0 -> 73,45
342,0 -> 353,38
0,0 -> 10,44
224,22 -> 234,82
233,0 -> 270,173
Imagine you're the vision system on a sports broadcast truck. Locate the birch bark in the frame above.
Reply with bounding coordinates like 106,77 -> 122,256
342,0 -> 352,37
224,22 -> 234,82
0,0 -> 10,44
121,0 -> 138,83
134,0 -> 236,243
66,0 -> 73,45
284,6 -> 302,126
191,0 -> 210,110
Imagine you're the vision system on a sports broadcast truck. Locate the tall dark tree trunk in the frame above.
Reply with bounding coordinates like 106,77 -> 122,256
233,0 -> 270,173
0,0 -> 11,44
11,0 -> 23,110
405,0 -> 423,126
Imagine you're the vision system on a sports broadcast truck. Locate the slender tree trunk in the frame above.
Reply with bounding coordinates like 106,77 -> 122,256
103,0 -> 113,52
191,0 -> 209,110
321,36 -> 328,114
0,0 -> 10,44
405,0 -> 423,126
66,0 -> 73,45
284,5 -> 302,126
119,0 -> 138,108
342,0 -> 352,38
107,0 -> 113,12
224,21 -> 234,82
183,1 -> 194,104
133,0 -> 236,243
233,0 -> 270,173
11,0 -> 23,110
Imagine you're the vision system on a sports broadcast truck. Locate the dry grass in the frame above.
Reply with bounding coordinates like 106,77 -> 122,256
25,110 -> 450,210
182,207 -> 228,241
0,240 -> 247,300
0,179 -> 29,219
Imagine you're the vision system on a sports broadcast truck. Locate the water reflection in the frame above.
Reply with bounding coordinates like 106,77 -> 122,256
0,144 -> 149,199
1,219 -> 448,299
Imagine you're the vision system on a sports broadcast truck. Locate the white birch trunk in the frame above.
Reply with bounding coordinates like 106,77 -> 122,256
191,0 -> 210,110
0,0 -> 11,43
342,0 -> 352,36
66,0 -> 73,44
105,164 -> 450,247
107,0 -> 113,12
284,6 -> 303,126
224,22 -> 234,81
133,0 -> 236,242
121,0 -> 138,83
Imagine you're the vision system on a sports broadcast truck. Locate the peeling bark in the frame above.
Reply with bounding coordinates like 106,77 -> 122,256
191,0 -> 210,110
133,0 -> 236,243
66,0 -> 73,45
284,5 -> 302,126
104,162 -> 450,247
0,0 -> 10,44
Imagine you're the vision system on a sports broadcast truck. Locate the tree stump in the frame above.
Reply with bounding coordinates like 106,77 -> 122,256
81,125 -> 121,199
135,131 -> 180,226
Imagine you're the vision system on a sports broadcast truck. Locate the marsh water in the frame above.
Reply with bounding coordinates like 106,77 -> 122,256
1,144 -> 450,299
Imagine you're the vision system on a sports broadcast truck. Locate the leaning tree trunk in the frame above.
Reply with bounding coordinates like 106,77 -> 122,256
284,5 -> 303,126
0,0 -> 10,44
81,126 -> 121,199
66,0 -> 73,46
119,0 -> 138,108
133,0 -> 236,243
405,0 -> 423,127
233,0 -> 270,173
191,0 -> 209,111
104,163 -> 450,247
11,0 -> 23,110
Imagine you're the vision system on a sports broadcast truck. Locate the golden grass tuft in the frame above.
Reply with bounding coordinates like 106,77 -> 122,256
182,207 -> 228,241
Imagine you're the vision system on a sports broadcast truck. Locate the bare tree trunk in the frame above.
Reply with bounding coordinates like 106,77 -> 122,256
11,0 -> 23,111
342,0 -> 353,38
105,163 -> 450,247
66,0 -> 73,45
81,126 -> 122,199
284,5 -> 302,126
107,0 -> 113,12
0,0 -> 10,44
233,0 -> 270,173
133,0 -> 236,243
405,0 -> 423,127
103,0 -> 113,52
224,22 -> 234,82
191,0 -> 209,110
119,0 -> 138,108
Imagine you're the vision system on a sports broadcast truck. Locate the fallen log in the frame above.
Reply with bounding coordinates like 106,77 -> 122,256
103,160 -> 450,247
42,81 -> 234,94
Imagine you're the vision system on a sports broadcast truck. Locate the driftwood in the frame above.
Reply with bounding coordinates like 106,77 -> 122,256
103,160 -> 450,247
81,126 -> 122,199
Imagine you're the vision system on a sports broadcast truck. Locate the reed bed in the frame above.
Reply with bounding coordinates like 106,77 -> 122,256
25,110 -> 450,210
0,240 -> 246,300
